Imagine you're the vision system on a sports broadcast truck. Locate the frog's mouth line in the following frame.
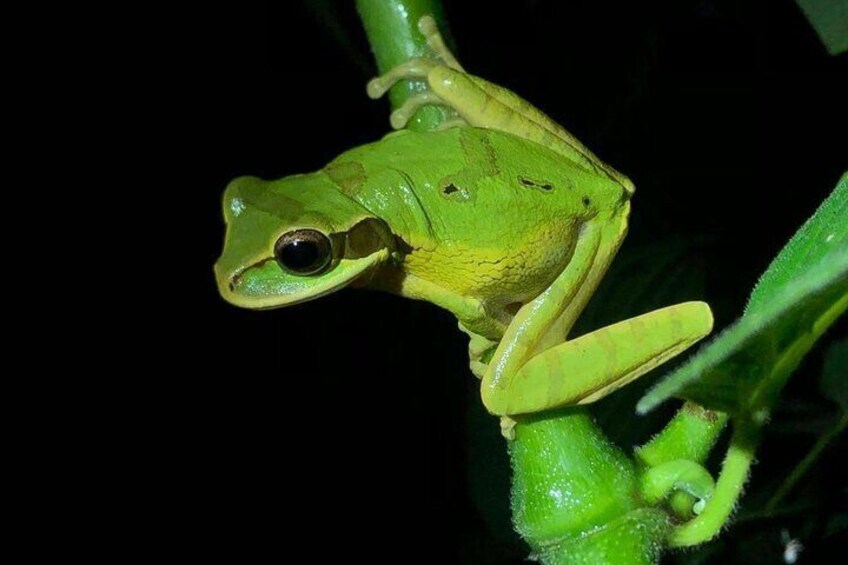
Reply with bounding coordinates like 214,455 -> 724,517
218,249 -> 391,310
228,258 -> 273,292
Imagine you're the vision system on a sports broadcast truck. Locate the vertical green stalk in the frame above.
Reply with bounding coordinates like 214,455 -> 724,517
355,3 -> 676,562
668,421 -> 759,547
510,409 -> 670,564
636,402 -> 728,467
635,402 -> 728,519
355,0 -> 453,131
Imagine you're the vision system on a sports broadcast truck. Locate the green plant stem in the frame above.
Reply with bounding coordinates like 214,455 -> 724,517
634,402 -> 727,519
765,410 -> 848,512
355,0 -> 452,131
640,460 -> 715,507
355,5 -> 678,562
668,421 -> 760,547
510,408 -> 669,564
637,402 -> 728,467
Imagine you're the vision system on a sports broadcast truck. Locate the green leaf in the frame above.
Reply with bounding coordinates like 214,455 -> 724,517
794,0 -> 848,56
747,172 -> 848,316
638,173 -> 848,416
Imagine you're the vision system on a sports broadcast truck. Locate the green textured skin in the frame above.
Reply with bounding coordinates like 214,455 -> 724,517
214,8 -> 719,422
215,6 -> 725,561
217,126 -> 626,338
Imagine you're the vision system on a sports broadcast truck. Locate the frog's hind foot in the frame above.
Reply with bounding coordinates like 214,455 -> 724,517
500,416 -> 518,441
389,91 -> 442,129
366,16 -> 467,130
417,15 -> 464,72
366,59 -> 437,100
433,118 -> 467,131
366,16 -> 462,101
389,95 -> 467,131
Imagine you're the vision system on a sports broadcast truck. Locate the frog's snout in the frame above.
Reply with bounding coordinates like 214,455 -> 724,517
215,176 -> 264,306
213,257 -> 241,305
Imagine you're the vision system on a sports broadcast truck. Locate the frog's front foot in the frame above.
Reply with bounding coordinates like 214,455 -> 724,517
500,416 -> 518,441
458,322 -> 498,379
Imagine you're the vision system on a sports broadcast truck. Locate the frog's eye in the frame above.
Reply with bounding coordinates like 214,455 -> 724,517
274,229 -> 333,276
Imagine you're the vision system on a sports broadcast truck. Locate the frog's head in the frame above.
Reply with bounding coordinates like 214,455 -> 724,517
215,173 -> 394,309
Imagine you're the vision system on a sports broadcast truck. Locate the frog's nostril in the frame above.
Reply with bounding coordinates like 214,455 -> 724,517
229,281 -> 236,292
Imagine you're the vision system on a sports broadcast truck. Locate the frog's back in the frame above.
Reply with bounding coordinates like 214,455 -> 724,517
327,128 -> 626,241
323,127 -> 629,305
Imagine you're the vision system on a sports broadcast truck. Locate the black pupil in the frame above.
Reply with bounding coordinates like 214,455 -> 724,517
280,239 -> 321,272
275,230 -> 332,275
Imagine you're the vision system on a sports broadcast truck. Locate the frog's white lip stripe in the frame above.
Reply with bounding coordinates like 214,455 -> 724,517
219,249 -> 390,310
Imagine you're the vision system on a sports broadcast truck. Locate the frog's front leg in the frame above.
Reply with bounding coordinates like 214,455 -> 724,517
458,322 -> 498,379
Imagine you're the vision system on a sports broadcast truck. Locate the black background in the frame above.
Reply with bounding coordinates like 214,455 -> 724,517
160,1 -> 846,562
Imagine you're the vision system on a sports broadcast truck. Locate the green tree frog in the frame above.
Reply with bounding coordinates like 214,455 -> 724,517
215,16 -> 713,436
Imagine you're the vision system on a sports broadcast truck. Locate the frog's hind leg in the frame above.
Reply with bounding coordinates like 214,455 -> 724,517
478,214 -> 712,420
365,15 -> 462,102
366,59 -> 439,99
367,16 -> 631,189
389,92 -> 467,131
483,301 -> 713,417
418,15 -> 464,71
388,91 -> 443,129
425,70 -> 630,187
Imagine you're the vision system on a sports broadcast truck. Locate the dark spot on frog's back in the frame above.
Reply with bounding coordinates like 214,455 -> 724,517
325,160 -> 366,197
438,180 -> 472,202
518,176 -> 554,192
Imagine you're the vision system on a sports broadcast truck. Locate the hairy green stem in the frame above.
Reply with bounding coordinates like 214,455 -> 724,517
640,460 -> 715,509
635,402 -> 727,520
355,0 -> 452,131
636,402 -> 728,467
668,421 -> 759,547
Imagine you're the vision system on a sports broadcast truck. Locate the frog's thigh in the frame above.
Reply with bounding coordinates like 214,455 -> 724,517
426,68 -> 533,134
480,222 -> 603,414
488,302 -> 714,416
425,68 -> 600,173
417,15 -> 463,71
